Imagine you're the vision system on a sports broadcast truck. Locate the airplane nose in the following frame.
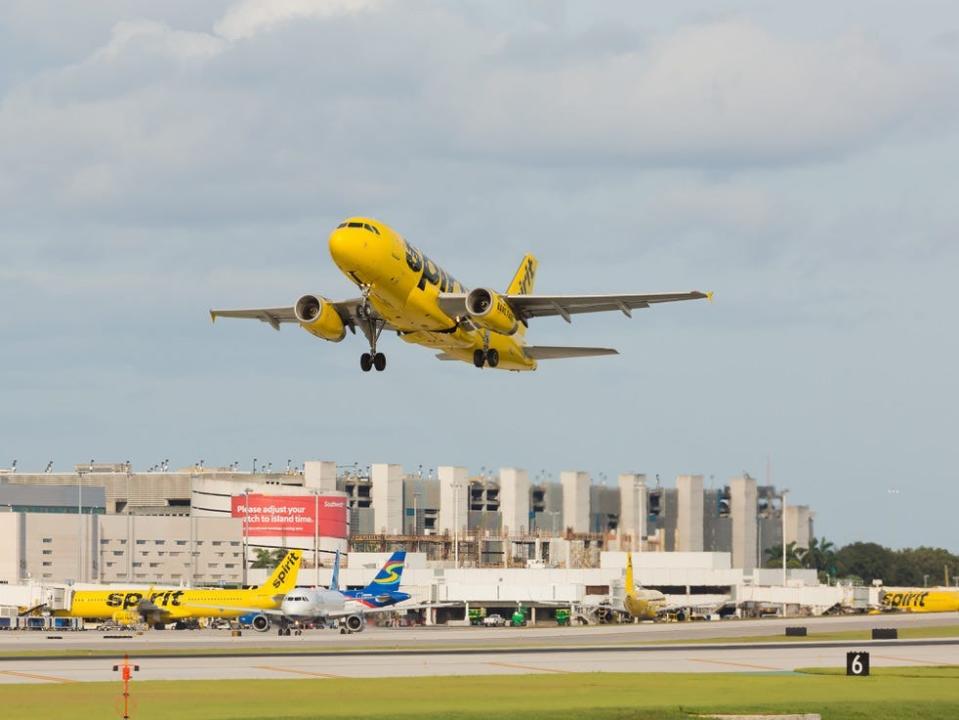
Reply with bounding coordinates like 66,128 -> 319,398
328,227 -> 368,275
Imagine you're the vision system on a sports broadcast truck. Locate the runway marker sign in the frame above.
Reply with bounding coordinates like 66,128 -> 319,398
846,651 -> 870,676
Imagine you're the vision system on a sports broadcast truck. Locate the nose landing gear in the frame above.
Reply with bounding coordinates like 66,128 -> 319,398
358,296 -> 387,372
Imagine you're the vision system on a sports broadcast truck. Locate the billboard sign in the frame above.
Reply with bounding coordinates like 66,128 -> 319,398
230,494 -> 348,538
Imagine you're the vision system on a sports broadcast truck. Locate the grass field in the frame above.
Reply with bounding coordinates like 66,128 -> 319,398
2,669 -> 958,720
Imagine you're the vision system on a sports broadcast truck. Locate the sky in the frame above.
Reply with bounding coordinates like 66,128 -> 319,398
1,1 -> 957,551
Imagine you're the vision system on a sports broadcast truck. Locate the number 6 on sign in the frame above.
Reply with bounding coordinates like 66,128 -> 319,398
846,651 -> 870,676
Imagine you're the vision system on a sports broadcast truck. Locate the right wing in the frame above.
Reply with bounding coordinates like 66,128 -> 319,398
208,307 -> 298,331
209,298 -> 388,332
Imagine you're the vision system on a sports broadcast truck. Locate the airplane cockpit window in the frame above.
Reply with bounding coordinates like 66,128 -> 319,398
342,221 -> 380,235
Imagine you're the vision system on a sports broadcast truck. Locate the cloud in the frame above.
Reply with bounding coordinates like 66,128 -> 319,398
441,19 -> 942,166
214,0 -> 382,41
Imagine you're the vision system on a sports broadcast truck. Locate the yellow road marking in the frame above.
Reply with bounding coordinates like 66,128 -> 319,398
487,661 -> 571,674
0,669 -> 77,683
253,665 -> 344,679
689,658 -> 781,671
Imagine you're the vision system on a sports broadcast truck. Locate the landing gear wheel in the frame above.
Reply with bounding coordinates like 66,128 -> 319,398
473,349 -> 487,368
486,349 -> 499,368
373,352 -> 386,371
360,353 -> 373,372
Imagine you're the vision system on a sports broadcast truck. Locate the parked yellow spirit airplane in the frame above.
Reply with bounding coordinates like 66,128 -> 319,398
623,551 -> 668,620
210,218 -> 710,371
880,587 -> 959,613
57,550 -> 301,628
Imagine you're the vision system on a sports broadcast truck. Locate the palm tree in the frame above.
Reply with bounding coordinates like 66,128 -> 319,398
803,536 -> 837,581
765,541 -> 805,569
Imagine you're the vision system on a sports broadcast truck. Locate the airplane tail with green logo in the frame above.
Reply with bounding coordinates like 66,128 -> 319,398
362,550 -> 406,594
258,550 -> 302,595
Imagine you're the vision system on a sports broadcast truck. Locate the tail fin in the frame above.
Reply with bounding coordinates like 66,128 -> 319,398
507,254 -> 537,337
259,550 -> 302,595
362,550 -> 406,594
329,549 -> 341,591
507,254 -> 538,296
625,553 -> 636,600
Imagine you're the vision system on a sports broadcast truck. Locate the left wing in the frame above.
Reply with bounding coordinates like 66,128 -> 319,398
437,291 -> 710,324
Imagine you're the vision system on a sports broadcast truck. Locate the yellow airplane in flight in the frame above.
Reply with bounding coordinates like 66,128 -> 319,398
57,550 -> 302,629
210,218 -> 710,371
879,587 -> 959,614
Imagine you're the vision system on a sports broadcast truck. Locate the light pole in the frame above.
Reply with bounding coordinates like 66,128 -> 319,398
310,489 -> 320,587
452,480 -> 464,568
781,488 -> 789,617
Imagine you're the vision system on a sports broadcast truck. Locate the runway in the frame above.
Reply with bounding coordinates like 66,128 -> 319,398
0,614 -> 954,683
0,638 -> 954,683
0,612 -> 954,654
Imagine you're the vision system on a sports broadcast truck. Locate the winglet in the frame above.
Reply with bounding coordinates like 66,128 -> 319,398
209,310 -> 216,323
706,291 -> 714,303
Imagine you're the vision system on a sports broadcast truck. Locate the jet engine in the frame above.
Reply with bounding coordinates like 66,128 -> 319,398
465,288 -> 519,335
342,614 -> 366,633
250,614 -> 271,632
294,295 -> 346,342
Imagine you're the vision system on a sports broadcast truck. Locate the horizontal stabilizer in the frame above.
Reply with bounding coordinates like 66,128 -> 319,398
524,346 -> 618,360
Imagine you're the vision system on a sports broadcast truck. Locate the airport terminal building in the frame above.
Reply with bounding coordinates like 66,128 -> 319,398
0,460 -> 812,591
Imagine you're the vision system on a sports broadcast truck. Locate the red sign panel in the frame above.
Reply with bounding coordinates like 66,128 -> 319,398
230,494 -> 348,538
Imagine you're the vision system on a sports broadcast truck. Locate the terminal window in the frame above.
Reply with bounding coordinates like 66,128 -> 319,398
42,549 -> 52,555
42,538 -> 52,543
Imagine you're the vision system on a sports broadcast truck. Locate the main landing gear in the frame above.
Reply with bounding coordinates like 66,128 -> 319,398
473,348 -> 499,368
360,352 -> 386,372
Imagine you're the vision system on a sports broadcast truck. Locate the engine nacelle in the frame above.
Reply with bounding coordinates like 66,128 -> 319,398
294,295 -> 346,342
465,288 -> 518,335
343,614 -> 365,633
250,614 -> 271,632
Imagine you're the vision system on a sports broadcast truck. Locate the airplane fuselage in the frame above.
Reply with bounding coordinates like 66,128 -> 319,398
880,588 -> 959,613
60,587 -> 283,623
328,218 -> 536,371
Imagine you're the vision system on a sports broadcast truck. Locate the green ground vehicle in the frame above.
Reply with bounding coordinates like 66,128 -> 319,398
555,609 -> 570,626
511,605 -> 529,627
